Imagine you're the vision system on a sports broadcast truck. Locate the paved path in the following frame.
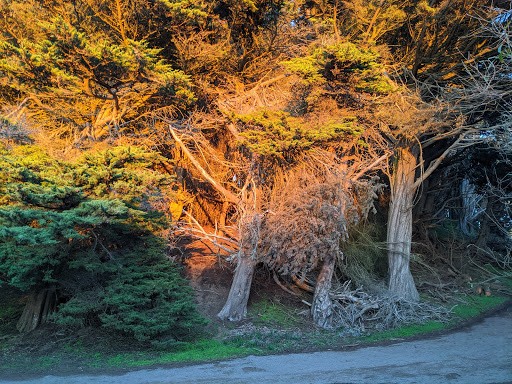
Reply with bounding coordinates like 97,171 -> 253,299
2,308 -> 511,384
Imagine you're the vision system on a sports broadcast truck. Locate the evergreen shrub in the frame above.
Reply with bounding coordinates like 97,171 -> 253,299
0,144 -> 205,346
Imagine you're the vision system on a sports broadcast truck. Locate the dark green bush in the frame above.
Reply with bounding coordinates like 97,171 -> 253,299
0,144 -> 205,346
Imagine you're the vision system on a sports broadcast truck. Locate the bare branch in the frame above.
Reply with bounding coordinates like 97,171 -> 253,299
413,133 -> 466,189
169,124 -> 239,204
351,152 -> 391,181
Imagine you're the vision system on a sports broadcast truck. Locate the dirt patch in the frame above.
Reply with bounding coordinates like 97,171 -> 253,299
181,239 -> 233,323
178,234 -> 302,297
181,238 -> 311,333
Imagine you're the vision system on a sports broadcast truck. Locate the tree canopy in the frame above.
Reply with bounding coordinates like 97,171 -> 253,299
0,0 -> 510,334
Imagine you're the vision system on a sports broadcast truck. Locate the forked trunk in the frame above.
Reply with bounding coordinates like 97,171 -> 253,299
387,148 -> 420,302
311,253 -> 336,328
217,250 -> 255,321
17,288 -> 56,333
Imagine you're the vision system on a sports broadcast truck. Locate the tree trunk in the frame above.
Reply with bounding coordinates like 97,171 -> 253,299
311,253 -> 336,328
387,148 -> 420,302
459,178 -> 478,236
217,250 -> 255,321
312,160 -> 348,328
17,288 -> 56,333
476,196 -> 493,250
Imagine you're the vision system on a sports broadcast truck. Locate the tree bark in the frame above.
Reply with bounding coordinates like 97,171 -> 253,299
476,196 -> 493,250
387,147 -> 420,302
311,253 -> 336,328
311,161 -> 349,328
17,288 -> 56,333
459,178 -> 479,236
217,250 -> 255,321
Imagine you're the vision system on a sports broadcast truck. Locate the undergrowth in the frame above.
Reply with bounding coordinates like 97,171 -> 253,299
0,300 -> 23,334
0,284 -> 509,375
248,297 -> 304,328
363,294 -> 508,342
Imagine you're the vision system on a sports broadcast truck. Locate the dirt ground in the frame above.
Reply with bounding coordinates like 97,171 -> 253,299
180,237 -> 311,327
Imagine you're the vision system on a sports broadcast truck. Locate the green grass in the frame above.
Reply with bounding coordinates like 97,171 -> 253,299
36,356 -> 62,369
248,297 -> 302,328
48,327 -> 306,370
0,354 -> 63,371
87,339 -> 259,369
0,299 -> 306,371
0,290 -> 509,373
0,339 -> 258,371
363,321 -> 447,342
362,294 -> 509,343
92,329 -> 326,370
66,294 -> 510,370
452,294 -> 508,319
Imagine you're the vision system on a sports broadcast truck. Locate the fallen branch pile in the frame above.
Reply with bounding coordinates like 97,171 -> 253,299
330,281 -> 453,331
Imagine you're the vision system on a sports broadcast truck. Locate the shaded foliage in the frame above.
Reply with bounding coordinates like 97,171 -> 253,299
0,145 -> 205,345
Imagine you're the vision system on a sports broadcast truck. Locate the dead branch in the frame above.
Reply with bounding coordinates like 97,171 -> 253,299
169,124 -> 239,204
272,272 -> 302,297
178,210 -> 239,255
330,281 -> 452,331
413,132 -> 466,189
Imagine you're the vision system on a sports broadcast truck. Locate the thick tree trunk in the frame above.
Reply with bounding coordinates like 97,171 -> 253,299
387,148 -> 420,302
311,253 -> 336,328
459,178 -> 481,236
17,288 -> 56,333
217,250 -> 255,321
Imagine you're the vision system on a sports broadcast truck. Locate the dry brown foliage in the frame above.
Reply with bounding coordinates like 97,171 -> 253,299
254,160 -> 381,281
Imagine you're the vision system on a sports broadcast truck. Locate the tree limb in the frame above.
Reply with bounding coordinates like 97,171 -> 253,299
169,124 -> 240,204
351,152 -> 391,181
413,132 -> 466,189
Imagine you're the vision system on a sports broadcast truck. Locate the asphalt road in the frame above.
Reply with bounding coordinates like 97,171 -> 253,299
2,307 -> 511,384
